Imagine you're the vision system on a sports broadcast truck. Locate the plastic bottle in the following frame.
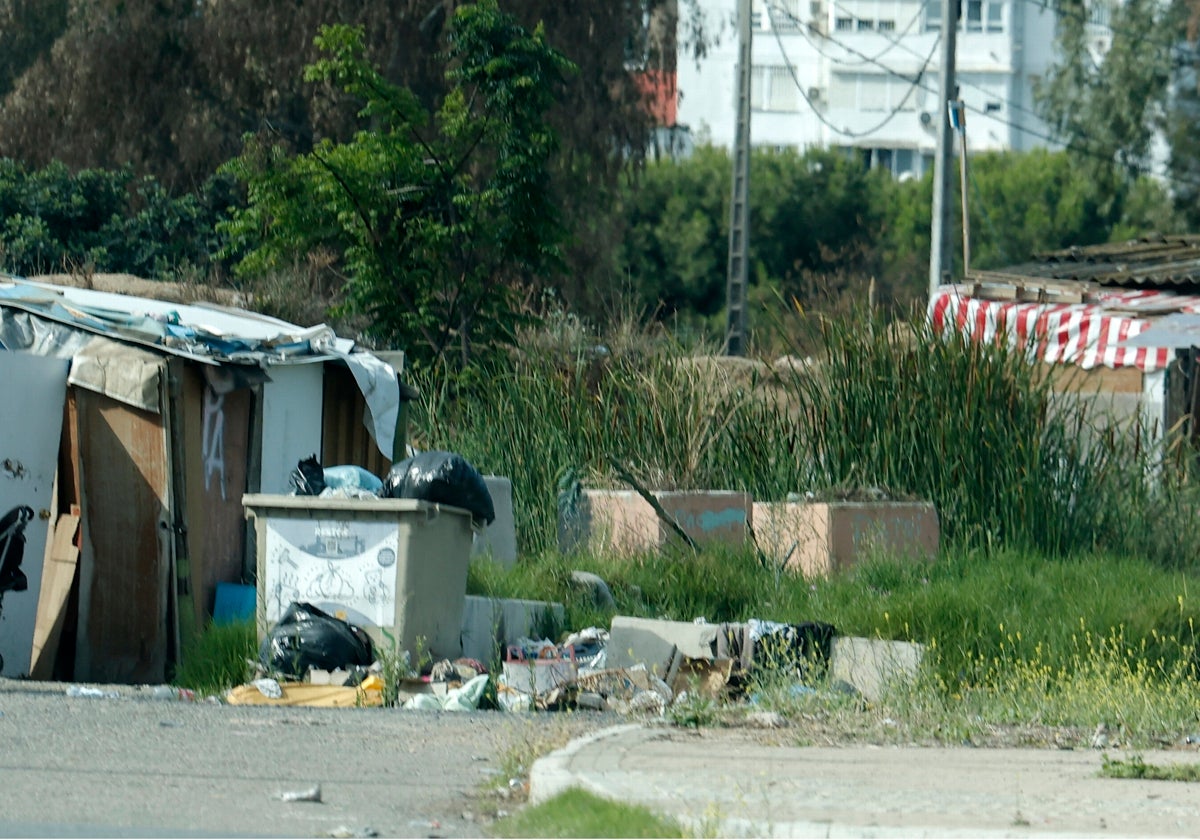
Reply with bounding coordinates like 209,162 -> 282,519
66,685 -> 118,699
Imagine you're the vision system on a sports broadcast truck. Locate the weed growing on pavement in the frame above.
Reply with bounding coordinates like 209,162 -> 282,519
1100,754 -> 1200,782
491,787 -> 688,838
375,627 -> 413,708
173,619 -> 256,696
487,720 -> 578,800
665,687 -> 721,729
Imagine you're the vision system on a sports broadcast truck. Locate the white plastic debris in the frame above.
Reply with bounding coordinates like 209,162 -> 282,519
253,678 -> 283,699
280,784 -> 322,803
66,685 -> 118,699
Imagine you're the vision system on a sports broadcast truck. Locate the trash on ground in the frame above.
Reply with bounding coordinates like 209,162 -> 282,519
258,601 -> 375,680
227,677 -> 383,708
500,643 -> 577,700
279,784 -> 322,803
401,674 -> 489,711
325,826 -> 379,839
66,685 -> 119,699
250,677 -> 282,698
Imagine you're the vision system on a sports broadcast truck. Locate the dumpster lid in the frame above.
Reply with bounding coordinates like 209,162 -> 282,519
242,493 -> 477,524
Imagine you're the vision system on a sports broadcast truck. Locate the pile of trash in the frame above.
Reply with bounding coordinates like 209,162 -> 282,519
231,604 -> 844,714
289,451 -> 495,525
491,617 -> 839,713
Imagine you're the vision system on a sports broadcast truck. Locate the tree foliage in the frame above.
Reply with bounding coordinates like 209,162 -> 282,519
618,145 -> 1186,344
0,159 -> 232,278
1034,0 -> 1189,220
220,3 -> 574,365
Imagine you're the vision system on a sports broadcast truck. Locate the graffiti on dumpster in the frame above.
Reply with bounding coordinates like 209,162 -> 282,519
262,518 -> 398,629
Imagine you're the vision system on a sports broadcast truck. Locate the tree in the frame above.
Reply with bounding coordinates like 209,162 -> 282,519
220,2 -> 574,366
0,0 -> 68,100
1034,0 -> 1182,216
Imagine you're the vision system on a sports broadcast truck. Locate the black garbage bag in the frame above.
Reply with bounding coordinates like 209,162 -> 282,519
259,602 -> 375,679
382,450 -> 495,525
289,455 -> 326,496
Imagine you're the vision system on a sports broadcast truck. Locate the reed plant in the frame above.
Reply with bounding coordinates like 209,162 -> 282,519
416,305 -> 1200,568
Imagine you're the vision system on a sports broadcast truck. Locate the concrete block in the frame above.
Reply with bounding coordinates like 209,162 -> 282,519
472,476 -> 517,568
752,501 -> 938,578
607,616 -> 720,678
459,595 -> 565,665
560,489 -> 751,556
830,636 -> 925,703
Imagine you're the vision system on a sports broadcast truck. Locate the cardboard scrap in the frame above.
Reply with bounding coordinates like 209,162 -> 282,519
226,680 -> 383,707
671,658 -> 733,699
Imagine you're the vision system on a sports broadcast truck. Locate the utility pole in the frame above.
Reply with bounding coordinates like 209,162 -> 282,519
928,0 -> 958,298
951,99 -> 970,275
725,0 -> 752,356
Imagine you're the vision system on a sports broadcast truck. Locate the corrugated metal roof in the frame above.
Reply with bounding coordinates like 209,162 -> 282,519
978,235 -> 1200,290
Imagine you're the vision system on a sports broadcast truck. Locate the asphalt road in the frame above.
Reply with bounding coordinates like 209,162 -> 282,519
0,680 -> 617,839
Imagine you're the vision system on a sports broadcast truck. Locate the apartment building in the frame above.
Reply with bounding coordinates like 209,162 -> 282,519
675,0 -> 1060,177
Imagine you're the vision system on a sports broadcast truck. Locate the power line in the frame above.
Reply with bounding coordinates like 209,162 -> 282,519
786,0 -> 928,69
810,0 -> 1049,126
768,15 -> 940,138
755,0 -> 1200,191
813,22 -> 1200,192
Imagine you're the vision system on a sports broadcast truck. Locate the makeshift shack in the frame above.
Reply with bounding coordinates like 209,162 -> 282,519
0,273 -> 406,684
929,235 -> 1200,448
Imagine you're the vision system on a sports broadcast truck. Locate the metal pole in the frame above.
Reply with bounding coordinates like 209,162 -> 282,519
955,101 -> 971,276
725,0 -> 752,356
928,0 -> 958,298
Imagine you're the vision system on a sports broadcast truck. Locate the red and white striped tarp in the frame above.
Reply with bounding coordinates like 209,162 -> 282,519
928,286 -> 1200,373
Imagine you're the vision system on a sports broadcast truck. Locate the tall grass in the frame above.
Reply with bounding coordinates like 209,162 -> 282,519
415,306 -> 1200,567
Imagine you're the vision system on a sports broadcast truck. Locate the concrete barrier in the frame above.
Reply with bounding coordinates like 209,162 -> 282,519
559,489 -> 751,556
752,500 -> 938,578
472,476 -> 517,568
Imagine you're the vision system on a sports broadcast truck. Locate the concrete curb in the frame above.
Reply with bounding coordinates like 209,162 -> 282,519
528,723 -> 646,804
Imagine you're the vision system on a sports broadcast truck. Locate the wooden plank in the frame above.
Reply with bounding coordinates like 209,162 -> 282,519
181,366 -> 251,632
30,509 -> 81,680
74,390 -> 170,684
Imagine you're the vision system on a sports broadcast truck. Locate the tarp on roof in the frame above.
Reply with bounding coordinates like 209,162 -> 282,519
929,286 -> 1189,372
1117,313 -> 1200,350
69,339 -> 164,413
0,275 -> 403,456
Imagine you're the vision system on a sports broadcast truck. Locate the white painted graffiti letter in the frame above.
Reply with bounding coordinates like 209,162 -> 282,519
202,387 -> 227,500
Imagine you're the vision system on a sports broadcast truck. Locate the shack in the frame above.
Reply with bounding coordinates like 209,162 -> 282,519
0,273 -> 404,684
929,235 -> 1200,448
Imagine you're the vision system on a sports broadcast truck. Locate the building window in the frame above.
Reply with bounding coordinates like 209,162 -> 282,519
857,18 -> 874,30
966,0 -> 982,31
832,72 -> 917,112
966,0 -> 1004,33
926,0 -> 941,30
751,66 -> 802,113
769,0 -> 803,31
835,16 -> 853,30
986,0 -> 1003,31
877,19 -> 896,31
